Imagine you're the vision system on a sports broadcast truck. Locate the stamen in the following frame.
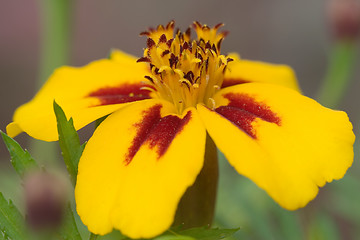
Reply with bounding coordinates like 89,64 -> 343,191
208,98 -> 216,110
139,21 -> 231,113
147,38 -> 156,49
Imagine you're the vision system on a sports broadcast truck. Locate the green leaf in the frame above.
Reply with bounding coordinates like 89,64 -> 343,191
0,192 -> 26,240
58,204 -> 82,240
0,231 -> 6,240
153,235 -> 195,240
1,131 -> 39,177
53,101 -> 85,186
53,102 -> 83,239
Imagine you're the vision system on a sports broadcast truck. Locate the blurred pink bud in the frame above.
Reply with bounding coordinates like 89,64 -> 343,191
328,0 -> 360,39
24,171 -> 67,230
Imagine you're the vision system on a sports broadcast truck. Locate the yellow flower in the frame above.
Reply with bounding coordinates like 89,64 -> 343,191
7,21 -> 355,238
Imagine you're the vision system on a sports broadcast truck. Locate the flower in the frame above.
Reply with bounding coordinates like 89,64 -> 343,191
328,0 -> 360,40
7,21 -> 355,238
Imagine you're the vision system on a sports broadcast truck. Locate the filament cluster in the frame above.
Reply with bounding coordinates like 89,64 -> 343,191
138,21 -> 232,114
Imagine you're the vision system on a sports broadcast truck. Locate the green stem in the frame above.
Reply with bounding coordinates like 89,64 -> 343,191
31,0 -> 72,165
37,0 -> 72,88
89,233 -> 98,240
317,40 -> 358,108
173,134 -> 218,228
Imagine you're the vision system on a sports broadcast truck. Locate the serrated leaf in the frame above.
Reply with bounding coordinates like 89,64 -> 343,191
58,204 -> 82,240
53,101 -> 84,186
0,131 -> 38,177
0,193 -> 26,240
53,102 -> 83,239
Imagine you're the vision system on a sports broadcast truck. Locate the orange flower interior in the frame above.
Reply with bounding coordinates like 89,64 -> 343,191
138,21 -> 232,114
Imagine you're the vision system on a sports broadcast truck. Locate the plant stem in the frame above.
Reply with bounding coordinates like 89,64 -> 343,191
173,134 -> 218,228
37,0 -> 72,88
31,0 -> 72,165
89,233 -> 98,240
317,40 -> 358,108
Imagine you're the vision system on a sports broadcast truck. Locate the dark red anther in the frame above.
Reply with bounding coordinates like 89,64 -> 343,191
161,50 -> 170,57
194,76 -> 200,84
159,34 -> 167,43
217,38 -> 223,52
179,32 -> 184,41
185,27 -> 191,38
198,45 -> 206,54
205,58 -> 209,71
183,42 -> 189,50
211,44 -> 217,54
205,41 -> 212,49
147,38 -> 156,49
222,66 -> 227,74
144,75 -> 155,84
166,20 -> 175,30
227,57 -> 234,63
169,53 -> 179,68
193,21 -> 202,29
214,23 -> 224,30
184,71 -> 195,83
197,52 -> 203,61
198,38 -> 205,45
166,39 -> 174,48
188,42 -> 193,52
180,45 -> 184,55
203,25 -> 210,31
139,31 -> 150,36
137,57 -> 151,63
182,80 -> 191,90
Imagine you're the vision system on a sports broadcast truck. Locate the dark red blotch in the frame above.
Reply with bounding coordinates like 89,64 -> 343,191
221,78 -> 250,88
88,83 -> 152,106
215,93 -> 280,139
125,105 -> 192,165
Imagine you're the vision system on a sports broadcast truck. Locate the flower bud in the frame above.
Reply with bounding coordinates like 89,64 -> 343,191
24,171 -> 67,230
328,0 -> 360,40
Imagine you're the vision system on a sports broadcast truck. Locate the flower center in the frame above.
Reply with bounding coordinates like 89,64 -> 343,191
138,21 -> 233,114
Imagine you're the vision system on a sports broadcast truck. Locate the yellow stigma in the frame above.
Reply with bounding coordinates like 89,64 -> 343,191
138,21 -> 232,114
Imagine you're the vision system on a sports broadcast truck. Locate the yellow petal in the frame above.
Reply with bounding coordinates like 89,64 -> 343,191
223,53 -> 301,91
197,83 -> 354,210
75,99 -> 206,238
8,50 -> 151,141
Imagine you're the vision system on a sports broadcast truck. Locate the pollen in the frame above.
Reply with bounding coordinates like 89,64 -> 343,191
138,21 -> 232,114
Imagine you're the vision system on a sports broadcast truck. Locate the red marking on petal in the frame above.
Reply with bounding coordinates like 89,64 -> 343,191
88,83 -> 152,106
221,78 -> 250,88
215,93 -> 280,138
125,105 -> 192,165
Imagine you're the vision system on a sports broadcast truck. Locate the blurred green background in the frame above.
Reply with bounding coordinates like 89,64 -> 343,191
1,0 -> 360,239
